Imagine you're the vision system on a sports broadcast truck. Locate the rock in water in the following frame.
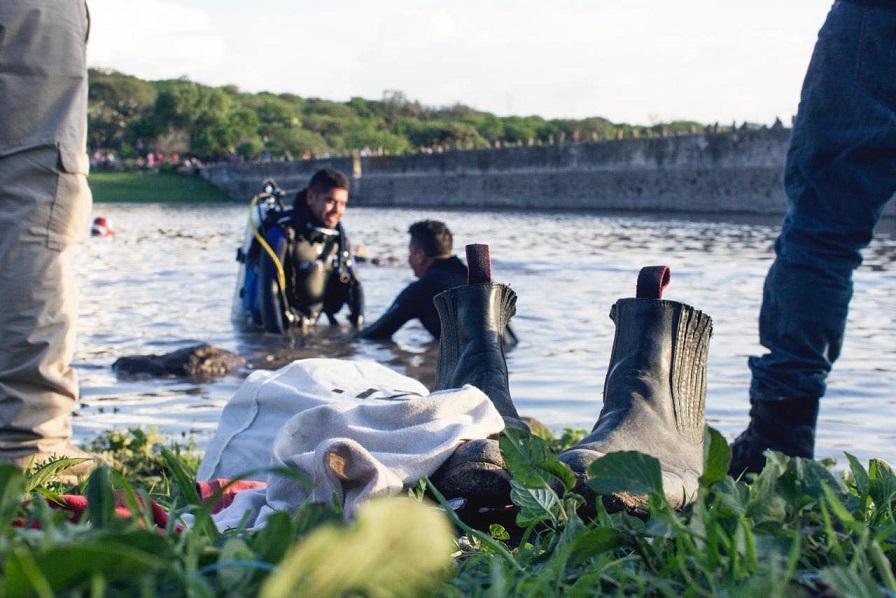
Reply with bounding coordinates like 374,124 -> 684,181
112,344 -> 246,380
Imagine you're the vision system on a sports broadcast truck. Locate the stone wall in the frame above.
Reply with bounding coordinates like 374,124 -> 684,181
201,129 -> 896,216
202,156 -> 354,202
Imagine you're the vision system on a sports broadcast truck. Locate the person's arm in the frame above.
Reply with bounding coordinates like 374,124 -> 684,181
322,263 -> 365,328
358,283 -> 423,340
347,272 -> 365,329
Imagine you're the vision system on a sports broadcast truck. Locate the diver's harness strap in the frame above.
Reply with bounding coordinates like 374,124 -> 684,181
277,210 -> 362,328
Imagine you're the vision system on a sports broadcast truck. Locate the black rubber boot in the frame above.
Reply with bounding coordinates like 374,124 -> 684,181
433,244 -> 525,430
729,397 -> 819,476
559,266 -> 713,509
431,245 -> 524,523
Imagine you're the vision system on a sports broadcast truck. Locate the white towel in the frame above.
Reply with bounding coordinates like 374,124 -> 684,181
199,358 -> 504,530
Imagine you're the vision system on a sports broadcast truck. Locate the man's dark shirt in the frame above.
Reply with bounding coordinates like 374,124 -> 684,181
360,256 -> 467,339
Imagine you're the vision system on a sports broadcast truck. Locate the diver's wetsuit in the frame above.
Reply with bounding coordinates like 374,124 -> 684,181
360,256 -> 467,340
259,201 -> 363,332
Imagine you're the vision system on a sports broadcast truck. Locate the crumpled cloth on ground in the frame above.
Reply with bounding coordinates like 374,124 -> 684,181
198,359 -> 504,530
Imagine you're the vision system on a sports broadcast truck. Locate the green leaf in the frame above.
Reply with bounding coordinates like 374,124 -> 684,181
821,483 -> 857,528
714,477 -> 749,517
259,497 -> 454,598
161,447 -> 201,505
3,547 -> 54,598
499,428 -> 576,492
568,527 -> 624,563
586,451 -> 664,497
510,480 -> 559,527
4,542 -> 160,596
218,538 -> 256,590
700,427 -> 731,487
845,453 -> 870,498
250,511 -> 295,564
425,478 -> 521,572
554,506 -> 585,552
489,524 -> 510,542
790,456 -> 843,500
868,459 -> 896,509
870,538 -> 896,594
86,466 -> 115,528
24,458 -> 92,492
95,530 -> 172,560
645,516 -> 677,540
818,567 -> 881,598
0,464 -> 25,527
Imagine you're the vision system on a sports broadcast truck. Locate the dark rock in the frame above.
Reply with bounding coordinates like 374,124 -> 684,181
113,343 -> 245,380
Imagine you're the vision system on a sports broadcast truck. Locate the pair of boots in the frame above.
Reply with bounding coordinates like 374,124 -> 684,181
431,245 -> 712,510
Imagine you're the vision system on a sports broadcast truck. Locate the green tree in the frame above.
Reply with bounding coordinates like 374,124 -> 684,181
86,69 -> 708,161
88,69 -> 157,149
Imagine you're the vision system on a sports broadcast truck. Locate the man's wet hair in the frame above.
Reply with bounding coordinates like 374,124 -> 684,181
307,168 -> 350,194
409,220 -> 453,258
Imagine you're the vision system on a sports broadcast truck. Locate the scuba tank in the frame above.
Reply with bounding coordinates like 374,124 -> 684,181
231,179 -> 289,328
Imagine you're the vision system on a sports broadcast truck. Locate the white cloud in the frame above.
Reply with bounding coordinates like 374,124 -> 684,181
87,0 -> 225,80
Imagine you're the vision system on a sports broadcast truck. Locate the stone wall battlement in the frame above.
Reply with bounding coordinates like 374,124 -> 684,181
200,129 -> 894,216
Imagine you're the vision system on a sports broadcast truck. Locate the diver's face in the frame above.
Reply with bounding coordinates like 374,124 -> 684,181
306,187 -> 348,229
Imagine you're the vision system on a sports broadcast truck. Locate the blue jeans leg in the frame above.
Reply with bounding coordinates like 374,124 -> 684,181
749,0 -> 896,404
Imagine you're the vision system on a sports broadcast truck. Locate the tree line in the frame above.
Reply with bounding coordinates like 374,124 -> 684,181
88,68 -> 705,162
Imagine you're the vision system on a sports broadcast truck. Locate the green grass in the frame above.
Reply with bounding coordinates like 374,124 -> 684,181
1,427 -> 894,596
88,172 -> 231,203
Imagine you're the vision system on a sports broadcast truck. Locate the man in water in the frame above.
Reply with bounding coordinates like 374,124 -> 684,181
730,0 -> 896,474
0,1 -> 95,475
257,168 -> 363,333
360,220 -> 467,340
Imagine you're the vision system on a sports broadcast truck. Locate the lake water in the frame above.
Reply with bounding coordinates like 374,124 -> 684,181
74,203 -> 896,466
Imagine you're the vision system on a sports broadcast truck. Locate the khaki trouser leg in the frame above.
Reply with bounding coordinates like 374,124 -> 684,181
0,146 -> 92,461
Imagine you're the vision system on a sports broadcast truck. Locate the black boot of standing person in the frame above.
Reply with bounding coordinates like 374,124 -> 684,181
728,398 -> 819,476
559,267 -> 713,510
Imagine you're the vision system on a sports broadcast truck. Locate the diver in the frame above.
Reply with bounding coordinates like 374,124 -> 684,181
233,169 -> 363,334
360,220 -> 467,340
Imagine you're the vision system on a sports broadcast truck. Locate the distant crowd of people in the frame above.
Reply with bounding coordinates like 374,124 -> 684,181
89,149 -> 204,174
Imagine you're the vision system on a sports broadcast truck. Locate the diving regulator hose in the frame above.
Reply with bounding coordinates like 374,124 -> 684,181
248,192 -> 287,290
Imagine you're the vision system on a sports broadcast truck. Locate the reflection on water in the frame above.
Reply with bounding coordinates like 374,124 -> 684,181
74,204 -> 896,465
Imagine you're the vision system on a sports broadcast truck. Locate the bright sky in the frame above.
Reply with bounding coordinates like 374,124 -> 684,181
87,0 -> 834,125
